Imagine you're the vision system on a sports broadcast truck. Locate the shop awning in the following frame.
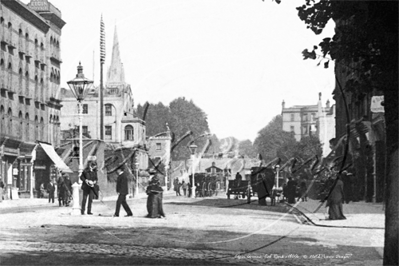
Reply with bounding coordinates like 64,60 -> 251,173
39,142 -> 73,173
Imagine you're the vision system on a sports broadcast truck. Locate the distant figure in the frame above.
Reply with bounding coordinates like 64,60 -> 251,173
0,177 -> 4,202
146,176 -> 165,218
326,174 -> 346,220
341,171 -> 353,204
173,178 -> 180,196
182,181 -> 187,196
63,174 -> 72,206
39,183 -> 46,198
57,174 -> 66,207
286,177 -> 297,204
298,181 -> 308,202
235,172 -> 242,187
47,180 -> 56,203
113,165 -> 133,217
80,161 -> 98,215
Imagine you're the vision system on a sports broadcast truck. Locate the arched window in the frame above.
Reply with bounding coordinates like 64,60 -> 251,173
0,106 -> 4,134
8,108 -> 12,135
124,125 -> 134,141
34,116 -> 38,141
25,113 -> 29,142
19,112 -> 23,139
40,117 -> 44,141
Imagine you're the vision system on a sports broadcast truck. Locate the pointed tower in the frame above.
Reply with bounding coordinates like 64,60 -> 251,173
106,26 -> 126,86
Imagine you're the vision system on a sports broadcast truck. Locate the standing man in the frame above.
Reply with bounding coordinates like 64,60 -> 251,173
113,165 -> 133,217
182,181 -> 187,196
0,176 -> 4,202
80,161 -> 98,215
47,179 -> 55,204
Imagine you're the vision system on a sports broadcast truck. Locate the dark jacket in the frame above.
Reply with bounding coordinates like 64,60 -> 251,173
47,182 -> 55,194
116,171 -> 130,195
80,168 -> 98,193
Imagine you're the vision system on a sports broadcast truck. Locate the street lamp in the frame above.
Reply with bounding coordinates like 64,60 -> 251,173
189,144 -> 198,198
67,62 -> 93,215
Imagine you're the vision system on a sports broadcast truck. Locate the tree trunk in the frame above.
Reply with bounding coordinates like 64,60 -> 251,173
382,61 -> 398,266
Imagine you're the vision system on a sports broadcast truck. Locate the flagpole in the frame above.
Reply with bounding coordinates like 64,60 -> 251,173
100,15 -> 105,140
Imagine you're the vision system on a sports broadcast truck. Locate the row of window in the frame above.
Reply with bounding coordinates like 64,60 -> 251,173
289,113 -> 317,122
0,58 -> 59,84
104,125 -> 134,141
0,16 -> 60,48
79,103 -> 115,116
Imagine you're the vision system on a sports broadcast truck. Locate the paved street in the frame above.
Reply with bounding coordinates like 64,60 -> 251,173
0,193 -> 385,265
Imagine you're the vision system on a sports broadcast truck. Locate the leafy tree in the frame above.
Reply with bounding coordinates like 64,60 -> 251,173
238,139 -> 257,158
269,1 -> 397,264
136,102 -> 172,137
293,135 -> 323,160
254,115 -> 296,163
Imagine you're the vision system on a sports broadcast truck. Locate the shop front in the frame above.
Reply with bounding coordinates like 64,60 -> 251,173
0,137 -> 21,200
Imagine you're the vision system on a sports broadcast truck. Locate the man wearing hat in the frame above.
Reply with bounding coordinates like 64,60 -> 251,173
113,165 -> 133,217
80,161 -> 98,215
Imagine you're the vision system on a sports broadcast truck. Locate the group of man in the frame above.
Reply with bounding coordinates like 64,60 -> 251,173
80,161 -> 165,219
173,179 -> 189,196
45,174 -> 72,206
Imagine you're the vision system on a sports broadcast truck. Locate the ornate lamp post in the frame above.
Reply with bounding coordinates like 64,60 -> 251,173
67,63 -> 93,215
188,144 -> 197,198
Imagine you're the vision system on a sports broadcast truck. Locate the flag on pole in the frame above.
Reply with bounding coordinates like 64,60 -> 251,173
100,15 -> 106,64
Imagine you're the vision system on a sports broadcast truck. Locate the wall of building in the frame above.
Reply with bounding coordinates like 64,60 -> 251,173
0,0 -> 65,198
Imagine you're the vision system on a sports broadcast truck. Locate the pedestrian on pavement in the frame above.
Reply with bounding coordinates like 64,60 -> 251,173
146,175 -> 165,218
57,174 -> 66,207
341,171 -> 353,204
285,177 -> 297,204
80,161 -> 98,215
326,174 -> 346,220
39,183 -> 46,198
63,173 -> 72,207
47,179 -> 56,203
182,181 -> 187,196
0,176 -> 4,202
113,165 -> 133,217
298,180 -> 308,202
173,178 -> 180,196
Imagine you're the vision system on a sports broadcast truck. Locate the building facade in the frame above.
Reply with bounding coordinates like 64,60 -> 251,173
281,93 -> 336,155
333,62 -> 386,203
60,26 -> 148,171
0,0 -> 66,199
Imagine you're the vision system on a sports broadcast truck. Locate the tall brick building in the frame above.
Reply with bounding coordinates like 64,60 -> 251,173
0,0 -> 66,199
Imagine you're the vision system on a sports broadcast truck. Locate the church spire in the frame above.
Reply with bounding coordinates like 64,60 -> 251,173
106,25 -> 125,85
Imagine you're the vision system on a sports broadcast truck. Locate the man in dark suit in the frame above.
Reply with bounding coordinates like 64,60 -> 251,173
113,165 -> 133,217
47,179 -> 55,203
80,161 -> 98,215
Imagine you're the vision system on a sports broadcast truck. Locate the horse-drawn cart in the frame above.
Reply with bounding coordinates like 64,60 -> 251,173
227,167 -> 278,205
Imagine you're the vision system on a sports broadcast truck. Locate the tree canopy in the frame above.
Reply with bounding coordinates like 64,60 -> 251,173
136,97 -> 211,160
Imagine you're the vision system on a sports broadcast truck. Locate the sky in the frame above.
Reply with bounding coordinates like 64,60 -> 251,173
24,0 -> 336,142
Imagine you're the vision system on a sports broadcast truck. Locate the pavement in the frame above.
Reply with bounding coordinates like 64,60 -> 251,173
283,197 -> 385,259
0,192 -> 386,265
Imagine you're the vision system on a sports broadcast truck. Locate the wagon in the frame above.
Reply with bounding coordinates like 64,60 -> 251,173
189,173 -> 222,198
227,167 -> 277,205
